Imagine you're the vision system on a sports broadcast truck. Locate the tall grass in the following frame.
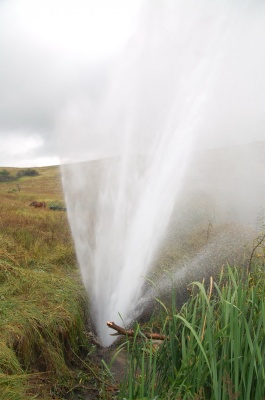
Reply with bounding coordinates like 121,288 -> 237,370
0,166 -> 98,399
120,266 -> 265,400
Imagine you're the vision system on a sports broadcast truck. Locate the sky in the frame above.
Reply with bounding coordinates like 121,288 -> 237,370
0,0 -> 265,167
0,0 -> 143,167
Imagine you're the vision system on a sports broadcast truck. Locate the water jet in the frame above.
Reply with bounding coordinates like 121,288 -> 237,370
59,1 -> 265,346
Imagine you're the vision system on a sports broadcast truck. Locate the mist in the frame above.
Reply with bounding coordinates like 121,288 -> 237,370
59,0 -> 265,345
57,0 -> 265,160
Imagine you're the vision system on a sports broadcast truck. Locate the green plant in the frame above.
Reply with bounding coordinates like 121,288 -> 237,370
0,169 -> 10,176
0,169 -> 16,182
120,266 -> 265,400
16,169 -> 39,178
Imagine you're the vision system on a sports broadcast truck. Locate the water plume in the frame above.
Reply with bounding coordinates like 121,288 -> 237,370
59,0 -> 265,346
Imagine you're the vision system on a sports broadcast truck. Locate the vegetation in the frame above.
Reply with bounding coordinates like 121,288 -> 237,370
16,168 -> 39,178
0,168 -> 39,182
0,165 -> 101,399
116,264 -> 265,400
1,163 -> 265,399
0,169 -> 16,182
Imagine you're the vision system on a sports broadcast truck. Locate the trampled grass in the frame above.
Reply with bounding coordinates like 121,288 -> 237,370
120,265 -> 265,400
0,166 -> 99,399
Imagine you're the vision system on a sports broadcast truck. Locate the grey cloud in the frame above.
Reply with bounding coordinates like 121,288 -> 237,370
0,0 -> 265,167
0,38 -> 63,132
0,4 -> 109,165
58,0 -> 265,164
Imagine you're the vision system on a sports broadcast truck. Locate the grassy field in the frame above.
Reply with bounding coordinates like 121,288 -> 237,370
0,166 -> 102,399
1,162 -> 265,400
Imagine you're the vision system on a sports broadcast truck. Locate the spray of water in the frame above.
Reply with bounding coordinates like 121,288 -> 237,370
59,1 -> 265,346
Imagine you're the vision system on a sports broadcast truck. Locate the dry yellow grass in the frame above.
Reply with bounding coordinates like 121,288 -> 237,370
0,165 -> 97,400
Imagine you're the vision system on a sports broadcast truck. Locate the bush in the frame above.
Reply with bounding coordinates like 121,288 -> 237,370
0,169 -> 10,176
0,169 -> 39,182
16,169 -> 39,178
0,170 -> 16,182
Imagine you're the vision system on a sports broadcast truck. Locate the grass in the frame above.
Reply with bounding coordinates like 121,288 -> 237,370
118,264 -> 265,400
0,165 -> 101,399
1,163 -> 265,399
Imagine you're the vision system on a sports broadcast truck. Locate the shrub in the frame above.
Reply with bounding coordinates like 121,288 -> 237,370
16,169 -> 39,178
0,169 -> 10,176
0,170 -> 16,182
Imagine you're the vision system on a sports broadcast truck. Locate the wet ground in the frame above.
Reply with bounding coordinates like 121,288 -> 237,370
81,339 -> 127,400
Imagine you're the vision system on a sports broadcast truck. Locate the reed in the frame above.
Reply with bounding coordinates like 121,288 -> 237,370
120,265 -> 265,400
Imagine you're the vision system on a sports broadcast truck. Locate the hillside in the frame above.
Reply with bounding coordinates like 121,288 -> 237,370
1,142 -> 264,398
0,165 -> 100,400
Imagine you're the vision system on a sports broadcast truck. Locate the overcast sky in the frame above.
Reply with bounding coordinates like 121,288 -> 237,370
0,0 -> 265,167
0,0 -> 143,167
